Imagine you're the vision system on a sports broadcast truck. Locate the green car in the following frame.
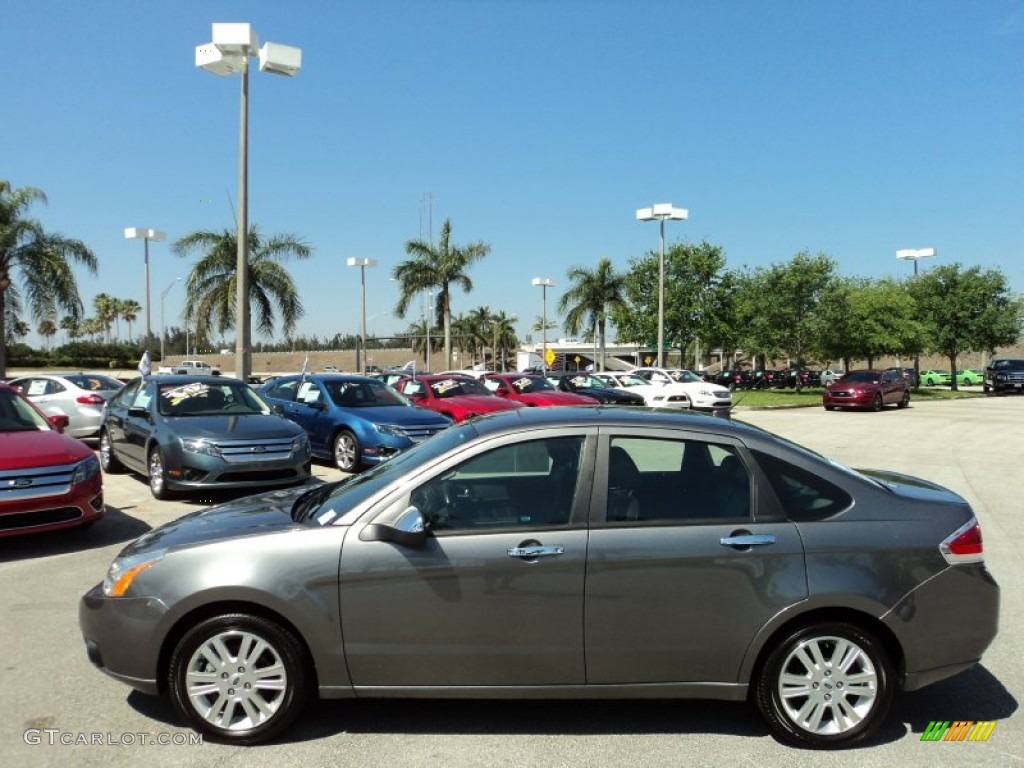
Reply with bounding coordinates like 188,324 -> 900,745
919,370 -> 952,386
956,369 -> 983,386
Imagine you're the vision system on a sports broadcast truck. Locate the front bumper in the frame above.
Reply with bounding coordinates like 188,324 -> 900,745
78,582 -> 168,695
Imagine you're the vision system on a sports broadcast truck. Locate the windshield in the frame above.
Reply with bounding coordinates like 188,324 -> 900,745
991,359 -> 1024,370
615,375 -> 648,387
298,420 -> 481,524
506,376 -> 556,393
667,370 -> 702,383
840,371 -> 881,384
429,378 -> 491,398
565,374 -> 606,389
0,388 -> 51,432
158,381 -> 269,416
325,378 -> 411,408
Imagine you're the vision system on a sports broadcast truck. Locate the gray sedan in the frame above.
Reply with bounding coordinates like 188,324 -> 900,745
98,375 -> 311,499
79,407 -> 998,748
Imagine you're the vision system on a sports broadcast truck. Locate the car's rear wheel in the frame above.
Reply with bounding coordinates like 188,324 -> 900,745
333,429 -> 360,473
871,394 -> 883,412
897,391 -> 910,409
99,430 -> 123,473
148,446 -> 173,500
168,613 -> 310,745
755,622 -> 893,749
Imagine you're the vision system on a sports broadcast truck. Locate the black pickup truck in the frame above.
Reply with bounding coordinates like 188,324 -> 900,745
983,358 -> 1024,395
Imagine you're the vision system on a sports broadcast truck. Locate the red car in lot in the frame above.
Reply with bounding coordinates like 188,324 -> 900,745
482,373 -> 600,407
0,384 -> 103,537
822,369 -> 911,412
392,375 -> 524,423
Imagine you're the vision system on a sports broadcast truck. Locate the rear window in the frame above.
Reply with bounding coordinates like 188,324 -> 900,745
65,374 -> 123,391
752,450 -> 853,521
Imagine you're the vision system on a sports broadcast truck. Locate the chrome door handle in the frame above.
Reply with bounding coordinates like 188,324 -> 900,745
507,545 -> 565,559
720,534 -> 776,547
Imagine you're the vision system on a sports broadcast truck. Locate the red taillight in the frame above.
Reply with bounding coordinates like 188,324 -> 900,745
940,518 -> 984,564
76,394 -> 106,406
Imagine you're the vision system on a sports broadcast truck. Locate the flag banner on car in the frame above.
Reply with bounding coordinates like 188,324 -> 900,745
138,350 -> 152,376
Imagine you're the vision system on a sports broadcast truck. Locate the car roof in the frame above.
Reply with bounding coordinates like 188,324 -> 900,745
144,374 -> 239,384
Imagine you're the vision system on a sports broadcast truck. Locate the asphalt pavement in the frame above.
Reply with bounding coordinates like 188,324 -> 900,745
0,397 -> 1021,767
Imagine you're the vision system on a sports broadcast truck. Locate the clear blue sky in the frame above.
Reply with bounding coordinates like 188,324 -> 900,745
5,1 -> 1023,347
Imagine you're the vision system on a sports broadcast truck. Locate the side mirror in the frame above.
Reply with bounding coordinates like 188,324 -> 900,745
127,406 -> 149,419
361,506 -> 428,548
272,403 -> 286,415
48,414 -> 70,432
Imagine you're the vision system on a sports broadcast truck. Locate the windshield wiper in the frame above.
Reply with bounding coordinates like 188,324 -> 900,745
290,480 -> 346,522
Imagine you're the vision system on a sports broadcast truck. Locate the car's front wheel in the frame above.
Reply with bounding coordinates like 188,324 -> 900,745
897,391 -> 910,409
148,447 -> 173,500
333,429 -> 361,473
99,430 -> 123,473
168,613 -> 311,745
871,394 -> 883,412
755,622 -> 894,749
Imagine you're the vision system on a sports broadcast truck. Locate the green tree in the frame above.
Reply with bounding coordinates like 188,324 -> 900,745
92,293 -> 116,341
172,225 -> 312,342
393,219 -> 491,369
616,242 -> 735,370
0,180 -> 97,376
490,310 -> 519,372
59,314 -> 80,344
119,298 -> 142,342
38,319 -> 57,351
558,257 -> 627,372
467,305 -> 494,366
909,264 -> 1022,391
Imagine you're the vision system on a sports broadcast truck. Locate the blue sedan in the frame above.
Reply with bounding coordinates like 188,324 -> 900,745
257,374 -> 452,472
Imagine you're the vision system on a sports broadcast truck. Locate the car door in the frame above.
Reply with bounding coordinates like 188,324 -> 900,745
338,430 -> 594,688
584,430 -> 808,685
287,379 -> 335,455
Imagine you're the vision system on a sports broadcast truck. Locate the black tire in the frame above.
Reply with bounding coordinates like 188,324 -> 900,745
148,446 -> 174,500
897,391 -> 910,409
871,394 -> 883,412
755,622 -> 894,749
333,429 -> 361,473
168,613 -> 310,745
824,405 -> 835,411
98,430 -> 124,474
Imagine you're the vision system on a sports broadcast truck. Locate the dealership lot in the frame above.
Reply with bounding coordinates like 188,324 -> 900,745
1,398 -> 1021,767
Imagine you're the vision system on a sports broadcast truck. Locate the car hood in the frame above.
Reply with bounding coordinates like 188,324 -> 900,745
442,396 -> 523,412
0,430 -> 93,468
119,483 -> 322,556
517,391 -> 599,405
163,413 -> 302,439
347,405 -> 451,427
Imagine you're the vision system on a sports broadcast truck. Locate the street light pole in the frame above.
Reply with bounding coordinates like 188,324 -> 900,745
636,203 -> 688,368
160,277 -> 181,361
196,23 -> 302,381
124,228 -> 166,351
348,258 -> 377,374
532,278 -> 554,372
896,247 -> 937,384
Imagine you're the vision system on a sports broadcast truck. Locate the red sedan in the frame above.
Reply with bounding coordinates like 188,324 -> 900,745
823,369 -> 910,412
482,373 -> 600,407
392,375 -> 524,423
0,384 -> 103,537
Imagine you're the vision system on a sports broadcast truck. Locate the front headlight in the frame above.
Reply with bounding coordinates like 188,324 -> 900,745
72,454 -> 100,485
102,550 -> 165,597
181,438 -> 222,457
375,423 -> 407,438
292,434 -> 310,454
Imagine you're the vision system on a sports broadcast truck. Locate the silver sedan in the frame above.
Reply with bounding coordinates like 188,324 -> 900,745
7,372 -> 123,439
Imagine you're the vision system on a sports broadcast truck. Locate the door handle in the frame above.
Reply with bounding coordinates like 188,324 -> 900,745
720,533 -> 776,548
507,545 -> 565,559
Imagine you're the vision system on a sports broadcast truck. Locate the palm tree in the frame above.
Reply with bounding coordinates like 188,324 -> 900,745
557,257 -> 628,372
468,306 -> 493,366
92,293 -> 116,341
119,298 -> 142,341
0,180 -> 97,376
38,319 -> 57,351
393,218 -> 491,369
172,225 -> 312,342
531,315 -> 557,334
491,310 -> 519,372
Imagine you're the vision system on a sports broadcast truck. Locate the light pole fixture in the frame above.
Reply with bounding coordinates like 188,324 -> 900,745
196,22 -> 302,381
531,278 -> 554,371
348,258 -> 377,374
160,277 -> 181,362
636,203 -> 688,368
124,228 -> 166,351
896,247 -> 937,276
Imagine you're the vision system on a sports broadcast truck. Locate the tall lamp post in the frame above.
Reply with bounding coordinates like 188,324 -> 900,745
896,247 -> 936,277
896,247 -> 937,383
531,278 -> 554,371
636,203 -> 688,368
196,23 -> 302,381
160,277 -> 181,361
348,258 -> 377,373
124,228 -> 165,351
